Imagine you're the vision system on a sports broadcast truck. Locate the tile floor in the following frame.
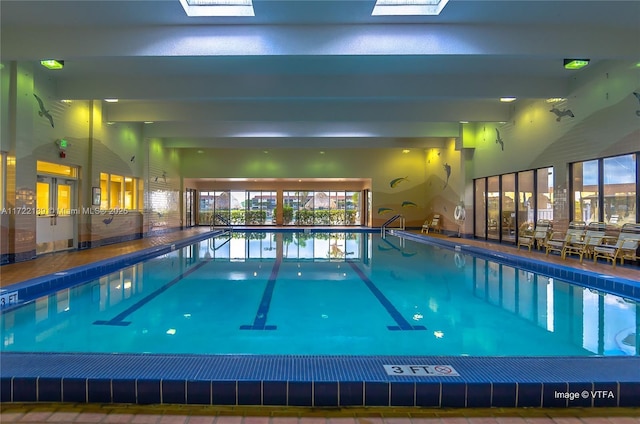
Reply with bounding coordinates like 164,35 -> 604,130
1,227 -> 639,422
0,404 -> 639,424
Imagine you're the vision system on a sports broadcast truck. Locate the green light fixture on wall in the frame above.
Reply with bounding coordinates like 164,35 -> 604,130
564,59 -> 590,70
40,59 -> 64,70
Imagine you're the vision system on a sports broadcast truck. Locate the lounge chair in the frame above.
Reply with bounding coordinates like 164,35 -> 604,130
421,214 -> 441,234
545,221 -> 586,257
516,222 -> 535,251
562,221 -> 607,262
532,219 -> 553,250
593,223 -> 640,266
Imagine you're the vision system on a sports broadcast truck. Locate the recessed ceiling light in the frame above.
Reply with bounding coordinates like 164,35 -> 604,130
500,97 -> 517,103
107,122 -> 115,125
564,59 -> 590,70
459,121 -> 469,124
60,99 -> 72,104
402,149 -> 410,153
40,59 -> 64,70
546,98 -> 567,103
319,151 -> 325,155
144,121 -> 154,124
179,0 -> 254,16
104,98 -> 119,103
372,0 -> 450,16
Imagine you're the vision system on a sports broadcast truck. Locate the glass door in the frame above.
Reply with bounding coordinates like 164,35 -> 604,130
36,176 -> 76,254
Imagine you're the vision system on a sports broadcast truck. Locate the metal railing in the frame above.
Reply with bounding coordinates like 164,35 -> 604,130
381,214 -> 405,237
210,213 -> 232,230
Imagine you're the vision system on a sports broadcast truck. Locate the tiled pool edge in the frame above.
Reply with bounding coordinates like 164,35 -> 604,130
1,353 -> 639,407
396,231 -> 640,302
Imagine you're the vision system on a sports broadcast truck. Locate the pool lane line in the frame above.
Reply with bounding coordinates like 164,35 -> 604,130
346,260 -> 426,331
240,257 -> 281,330
93,258 -> 212,326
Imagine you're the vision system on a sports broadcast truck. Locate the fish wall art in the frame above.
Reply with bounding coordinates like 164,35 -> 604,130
389,176 -> 409,188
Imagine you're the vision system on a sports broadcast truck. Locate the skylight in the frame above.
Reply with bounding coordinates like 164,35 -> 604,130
372,0 -> 449,16
179,0 -> 254,16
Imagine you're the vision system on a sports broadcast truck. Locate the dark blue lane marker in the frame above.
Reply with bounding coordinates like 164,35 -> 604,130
240,257 -> 281,330
347,260 -> 426,331
94,258 -> 212,326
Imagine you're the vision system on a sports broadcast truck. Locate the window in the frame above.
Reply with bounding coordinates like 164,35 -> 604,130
474,179 -> 486,238
100,173 -> 139,210
536,167 -> 554,222
572,159 -> 599,224
475,166 -> 554,242
603,154 -> 636,226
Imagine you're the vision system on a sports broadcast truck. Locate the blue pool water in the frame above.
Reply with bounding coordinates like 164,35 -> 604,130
1,231 -> 638,357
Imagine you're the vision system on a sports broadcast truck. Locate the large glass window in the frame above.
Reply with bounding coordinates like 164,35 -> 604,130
501,173 -> 516,243
474,179 -> 486,238
518,170 -> 534,231
536,167 -> 554,222
572,159 -> 599,224
475,166 -> 554,242
603,154 -> 636,226
487,176 -> 500,240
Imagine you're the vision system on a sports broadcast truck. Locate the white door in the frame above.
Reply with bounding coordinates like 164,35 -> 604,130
36,176 -> 76,254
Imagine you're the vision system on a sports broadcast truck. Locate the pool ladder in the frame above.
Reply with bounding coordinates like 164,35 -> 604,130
381,214 -> 405,238
210,213 -> 232,230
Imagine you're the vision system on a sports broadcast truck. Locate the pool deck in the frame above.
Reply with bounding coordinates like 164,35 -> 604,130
1,227 -> 639,414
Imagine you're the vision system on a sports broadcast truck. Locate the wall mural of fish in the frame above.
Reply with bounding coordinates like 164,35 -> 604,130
378,207 -> 394,215
389,176 -> 409,188
442,163 -> 451,189
401,201 -> 417,208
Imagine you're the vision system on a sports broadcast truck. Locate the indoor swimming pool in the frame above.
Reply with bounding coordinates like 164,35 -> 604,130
2,229 -> 639,408
2,230 -> 638,357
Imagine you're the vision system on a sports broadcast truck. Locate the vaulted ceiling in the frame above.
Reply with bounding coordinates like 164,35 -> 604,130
2,0 -> 638,149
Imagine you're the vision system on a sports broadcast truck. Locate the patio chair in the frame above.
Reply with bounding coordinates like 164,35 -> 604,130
562,221 -> 607,262
545,221 -> 586,257
421,214 -> 441,234
532,219 -> 553,250
516,222 -> 536,251
593,223 -> 640,267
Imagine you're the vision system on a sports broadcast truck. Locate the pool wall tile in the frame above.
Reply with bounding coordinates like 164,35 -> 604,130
567,383 -> 593,407
314,382 -> 338,407
212,381 -> 237,405
137,379 -> 161,405
465,383 -> 491,408
364,382 -> 389,406
619,382 -> 640,407
186,380 -> 211,405
262,381 -> 287,406
517,383 -> 542,407
37,377 -> 62,402
390,382 -> 414,406
113,379 -> 136,403
492,383 -> 517,407
12,377 -> 36,402
1,377 -> 11,402
238,381 -> 262,405
62,378 -> 87,403
592,383 -> 618,407
87,379 -> 111,403
542,383 -> 568,407
162,379 -> 186,404
339,382 -> 363,406
287,381 -> 312,406
415,383 -> 440,407
441,383 -> 466,408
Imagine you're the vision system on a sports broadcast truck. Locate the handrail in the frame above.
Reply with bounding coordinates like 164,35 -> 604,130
381,214 -> 405,237
210,213 -> 232,229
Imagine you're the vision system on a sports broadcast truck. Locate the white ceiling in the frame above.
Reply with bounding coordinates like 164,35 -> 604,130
2,0 -> 639,149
